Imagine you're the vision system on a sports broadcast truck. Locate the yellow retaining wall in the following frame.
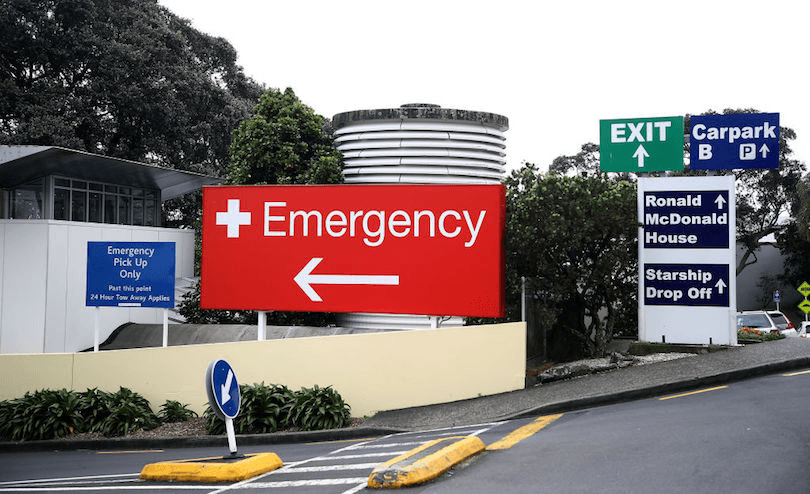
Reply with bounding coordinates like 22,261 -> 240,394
1,322 -> 525,418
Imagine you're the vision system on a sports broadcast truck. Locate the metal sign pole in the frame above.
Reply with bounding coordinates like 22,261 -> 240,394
162,309 -> 169,347
225,417 -> 238,455
94,307 -> 100,352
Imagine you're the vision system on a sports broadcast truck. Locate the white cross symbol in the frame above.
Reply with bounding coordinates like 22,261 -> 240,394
216,199 -> 251,238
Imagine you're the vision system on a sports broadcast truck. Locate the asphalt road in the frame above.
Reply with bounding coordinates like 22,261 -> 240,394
0,420 -> 534,493
412,368 -> 810,494
2,369 -> 810,493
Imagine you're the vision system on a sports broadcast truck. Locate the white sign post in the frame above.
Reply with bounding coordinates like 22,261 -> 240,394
638,176 -> 737,345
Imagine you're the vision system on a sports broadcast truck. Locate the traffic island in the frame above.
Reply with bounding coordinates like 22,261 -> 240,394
367,436 -> 485,488
140,452 -> 282,483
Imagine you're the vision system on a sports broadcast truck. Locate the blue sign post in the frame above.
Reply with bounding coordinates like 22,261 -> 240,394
689,113 -> 779,170
643,190 -> 730,249
638,176 -> 736,345
86,242 -> 175,308
206,359 -> 241,456
86,241 -> 175,351
644,263 -> 730,307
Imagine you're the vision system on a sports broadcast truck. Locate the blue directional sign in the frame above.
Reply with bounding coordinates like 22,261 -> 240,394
643,190 -> 730,249
86,242 -> 175,307
644,264 -> 730,307
689,113 -> 779,170
206,359 -> 240,420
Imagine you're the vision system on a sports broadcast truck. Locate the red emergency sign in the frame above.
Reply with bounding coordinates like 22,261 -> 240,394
200,184 -> 505,317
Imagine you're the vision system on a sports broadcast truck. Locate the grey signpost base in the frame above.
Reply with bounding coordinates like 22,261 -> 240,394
225,418 -> 238,457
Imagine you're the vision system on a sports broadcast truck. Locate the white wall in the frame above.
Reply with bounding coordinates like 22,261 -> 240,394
0,220 -> 195,354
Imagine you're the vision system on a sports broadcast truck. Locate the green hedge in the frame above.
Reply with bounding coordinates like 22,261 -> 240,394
0,383 -> 351,441
204,383 -> 351,434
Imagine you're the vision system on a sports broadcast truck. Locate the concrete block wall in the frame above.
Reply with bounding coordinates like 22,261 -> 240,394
0,322 -> 525,418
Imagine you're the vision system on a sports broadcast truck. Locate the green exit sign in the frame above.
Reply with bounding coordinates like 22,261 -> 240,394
600,116 -> 684,172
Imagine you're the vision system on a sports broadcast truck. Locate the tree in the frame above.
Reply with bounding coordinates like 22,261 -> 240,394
504,161 -> 638,359
179,88 -> 344,326
227,88 -> 343,186
0,0 -> 263,177
684,109 -> 806,276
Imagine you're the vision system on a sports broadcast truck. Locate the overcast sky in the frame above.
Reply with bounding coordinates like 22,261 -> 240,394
158,0 -> 808,174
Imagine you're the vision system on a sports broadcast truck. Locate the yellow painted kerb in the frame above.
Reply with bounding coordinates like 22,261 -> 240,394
140,452 -> 282,483
368,436 -> 485,488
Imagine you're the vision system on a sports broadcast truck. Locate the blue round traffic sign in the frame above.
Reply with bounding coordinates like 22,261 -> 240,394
206,359 -> 240,419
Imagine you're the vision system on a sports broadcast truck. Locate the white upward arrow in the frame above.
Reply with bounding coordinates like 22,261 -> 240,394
294,257 -> 400,302
715,279 -> 727,294
220,369 -> 233,404
633,144 -> 650,168
714,194 -> 727,209
760,143 -> 770,158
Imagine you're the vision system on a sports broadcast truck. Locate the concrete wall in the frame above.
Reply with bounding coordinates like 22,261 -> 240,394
0,322 -> 526,418
0,220 -> 195,354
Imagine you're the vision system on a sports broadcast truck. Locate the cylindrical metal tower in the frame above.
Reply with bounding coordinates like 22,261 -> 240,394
331,103 -> 509,330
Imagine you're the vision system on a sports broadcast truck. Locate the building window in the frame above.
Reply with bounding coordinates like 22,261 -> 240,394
10,178 -> 44,219
50,177 -> 159,225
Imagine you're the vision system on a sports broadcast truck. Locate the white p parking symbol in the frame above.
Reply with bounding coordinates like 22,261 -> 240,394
739,143 -> 757,160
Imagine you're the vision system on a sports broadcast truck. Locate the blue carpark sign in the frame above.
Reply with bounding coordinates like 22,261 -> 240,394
206,359 -> 240,420
86,242 -> 175,307
644,263 -> 730,307
643,190 -> 730,249
689,113 -> 779,170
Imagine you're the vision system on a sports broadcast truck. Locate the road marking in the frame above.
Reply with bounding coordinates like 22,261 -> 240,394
0,485 -> 207,491
783,369 -> 810,377
306,437 -> 376,445
486,414 -> 563,450
245,478 -> 369,488
0,473 -> 140,486
659,385 -> 728,400
279,462 -> 380,473
321,451 -> 409,460
96,450 -> 164,454
345,440 -> 427,449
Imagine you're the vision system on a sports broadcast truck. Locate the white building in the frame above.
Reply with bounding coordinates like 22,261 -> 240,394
0,146 -> 218,354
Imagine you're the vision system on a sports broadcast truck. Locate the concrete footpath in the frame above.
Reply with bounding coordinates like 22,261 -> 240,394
4,337 -> 810,452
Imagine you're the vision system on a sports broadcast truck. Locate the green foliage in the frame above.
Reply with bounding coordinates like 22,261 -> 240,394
0,0 -> 263,169
287,385 -> 351,432
501,160 -> 638,359
0,0 -> 265,230
0,389 -> 83,441
97,387 -> 159,437
227,88 -> 344,186
76,387 -> 113,433
204,383 -> 349,434
181,87 -> 343,325
158,400 -> 198,424
0,386 -> 162,441
177,279 -> 259,324
684,109 -> 806,277
737,327 -> 786,342
204,383 -> 295,435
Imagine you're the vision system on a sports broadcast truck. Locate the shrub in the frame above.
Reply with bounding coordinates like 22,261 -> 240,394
204,383 -> 350,434
204,383 -> 295,435
76,388 -> 113,433
287,385 -> 351,431
737,327 -> 786,342
158,400 -> 198,424
98,387 -> 159,437
0,389 -> 83,441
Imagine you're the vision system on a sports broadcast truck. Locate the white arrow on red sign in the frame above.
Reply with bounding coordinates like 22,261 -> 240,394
294,257 -> 400,302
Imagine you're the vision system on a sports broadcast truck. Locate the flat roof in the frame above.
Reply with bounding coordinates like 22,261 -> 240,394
0,146 -> 221,200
